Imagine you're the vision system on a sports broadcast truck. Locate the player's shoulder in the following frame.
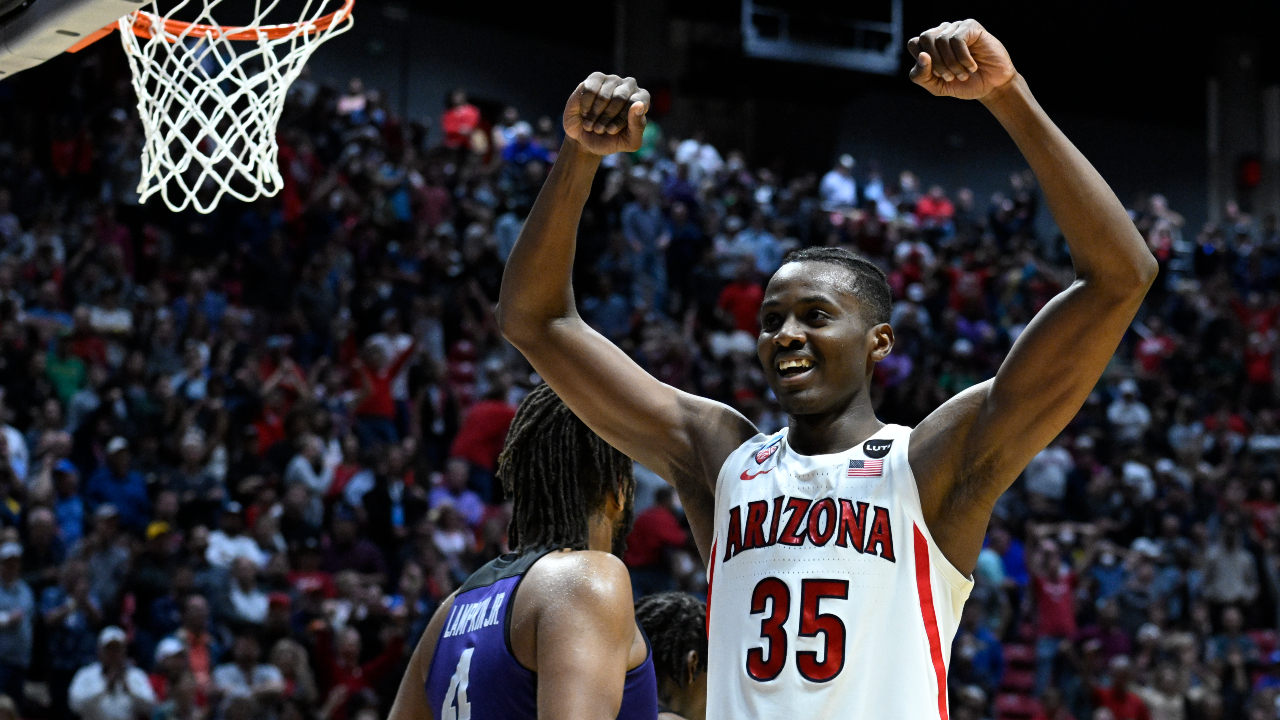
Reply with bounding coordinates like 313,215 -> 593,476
525,549 -> 634,611
677,391 -> 759,454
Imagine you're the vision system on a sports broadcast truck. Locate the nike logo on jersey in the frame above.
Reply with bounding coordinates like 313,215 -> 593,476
740,468 -> 772,481
721,494 -> 897,564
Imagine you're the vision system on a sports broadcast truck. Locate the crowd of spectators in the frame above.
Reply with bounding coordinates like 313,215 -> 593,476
0,38 -> 1272,720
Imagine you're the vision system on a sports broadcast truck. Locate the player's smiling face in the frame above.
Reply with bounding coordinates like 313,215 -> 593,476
757,261 -> 892,416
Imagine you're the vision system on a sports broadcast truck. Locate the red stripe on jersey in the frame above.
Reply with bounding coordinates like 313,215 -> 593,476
706,540 -> 717,637
913,524 -> 949,720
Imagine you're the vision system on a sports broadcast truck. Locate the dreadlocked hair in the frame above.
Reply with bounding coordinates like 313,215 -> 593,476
635,592 -> 707,688
498,383 -> 635,552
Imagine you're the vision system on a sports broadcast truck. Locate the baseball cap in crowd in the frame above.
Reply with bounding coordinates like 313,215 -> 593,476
1154,458 -> 1177,475
0,542 -> 20,560
1118,378 -> 1139,396
95,504 -> 119,520
53,459 -> 78,475
838,153 -> 855,169
146,522 -> 171,541
222,501 -> 243,515
98,626 -> 127,647
106,437 -> 129,455
268,592 -> 291,610
154,637 -> 184,663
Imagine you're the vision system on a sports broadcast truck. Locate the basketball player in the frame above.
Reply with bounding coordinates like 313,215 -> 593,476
496,17 -> 1156,720
635,593 -> 708,720
386,384 -> 657,720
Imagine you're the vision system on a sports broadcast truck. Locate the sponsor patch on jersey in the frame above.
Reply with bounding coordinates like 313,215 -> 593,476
849,459 -> 883,477
863,438 -> 893,459
754,438 -> 782,464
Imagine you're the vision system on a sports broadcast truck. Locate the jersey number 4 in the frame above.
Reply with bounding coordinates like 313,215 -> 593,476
747,577 -> 849,683
441,647 -> 474,720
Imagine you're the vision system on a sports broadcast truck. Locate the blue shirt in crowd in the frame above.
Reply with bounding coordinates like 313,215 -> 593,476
84,467 -> 151,535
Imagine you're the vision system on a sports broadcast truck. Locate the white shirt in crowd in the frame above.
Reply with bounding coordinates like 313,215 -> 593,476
1107,397 -> 1152,443
68,663 -> 156,720
2,424 -> 26,482
819,169 -> 857,210
1024,445 -> 1075,501
206,530 -> 268,569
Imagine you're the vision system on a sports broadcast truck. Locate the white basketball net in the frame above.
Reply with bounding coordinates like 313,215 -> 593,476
117,0 -> 354,213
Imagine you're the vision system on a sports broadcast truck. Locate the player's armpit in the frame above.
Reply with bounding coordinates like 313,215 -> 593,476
386,591 -> 457,720
531,552 -> 638,720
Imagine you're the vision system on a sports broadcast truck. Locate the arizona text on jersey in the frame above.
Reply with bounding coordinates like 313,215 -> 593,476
706,424 -> 973,720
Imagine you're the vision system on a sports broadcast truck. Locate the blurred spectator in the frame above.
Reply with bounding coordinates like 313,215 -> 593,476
68,626 -> 156,720
0,543 -> 32,707
1107,380 -> 1151,446
84,438 -> 150,536
819,154 -> 857,211
213,631 -> 285,712
441,89 -> 480,151
429,458 -> 484,527
447,386 -> 515,503
623,487 -> 691,598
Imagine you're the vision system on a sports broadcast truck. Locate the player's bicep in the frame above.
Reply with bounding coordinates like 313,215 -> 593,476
978,281 -> 1142,462
534,560 -> 636,720
915,280 -> 1143,507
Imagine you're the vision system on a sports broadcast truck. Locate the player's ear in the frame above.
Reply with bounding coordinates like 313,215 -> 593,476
606,486 -> 625,516
868,322 -> 894,363
685,650 -> 700,685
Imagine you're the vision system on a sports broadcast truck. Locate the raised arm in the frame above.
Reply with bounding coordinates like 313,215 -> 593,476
496,73 -> 756,560
907,20 -> 1158,574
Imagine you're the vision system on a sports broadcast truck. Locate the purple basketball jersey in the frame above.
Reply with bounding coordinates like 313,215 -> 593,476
426,550 -> 658,720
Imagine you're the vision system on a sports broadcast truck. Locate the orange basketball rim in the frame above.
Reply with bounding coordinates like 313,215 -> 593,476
67,0 -> 354,52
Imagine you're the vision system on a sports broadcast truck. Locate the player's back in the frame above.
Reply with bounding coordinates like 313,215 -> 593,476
706,423 -> 973,719
426,548 -> 658,720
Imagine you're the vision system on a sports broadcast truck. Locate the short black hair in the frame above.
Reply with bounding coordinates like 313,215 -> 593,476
635,592 -> 707,688
779,246 -> 892,325
498,383 -> 635,553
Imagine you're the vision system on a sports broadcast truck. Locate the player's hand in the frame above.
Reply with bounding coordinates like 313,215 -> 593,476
563,73 -> 650,156
908,19 -> 1015,100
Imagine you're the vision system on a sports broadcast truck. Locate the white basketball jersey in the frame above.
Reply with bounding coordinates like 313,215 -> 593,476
705,423 -> 972,720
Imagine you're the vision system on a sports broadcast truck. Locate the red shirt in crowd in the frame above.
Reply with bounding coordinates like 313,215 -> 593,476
718,280 -> 764,335
449,398 -> 517,471
915,195 -> 954,223
354,344 -> 416,420
1032,570 -> 1077,639
441,103 -> 481,149
313,627 -> 405,720
623,503 -> 690,568
1135,334 -> 1176,376
1091,685 -> 1151,720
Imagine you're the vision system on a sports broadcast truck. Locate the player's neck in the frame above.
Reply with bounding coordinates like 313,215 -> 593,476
585,512 -> 615,553
785,394 -> 884,456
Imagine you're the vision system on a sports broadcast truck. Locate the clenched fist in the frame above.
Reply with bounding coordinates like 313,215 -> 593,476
908,19 -> 1015,100
563,73 -> 651,156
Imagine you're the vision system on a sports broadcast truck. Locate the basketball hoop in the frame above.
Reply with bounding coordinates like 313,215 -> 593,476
111,0 -> 355,213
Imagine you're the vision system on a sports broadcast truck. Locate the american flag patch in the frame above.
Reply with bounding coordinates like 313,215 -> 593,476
848,459 -> 883,477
